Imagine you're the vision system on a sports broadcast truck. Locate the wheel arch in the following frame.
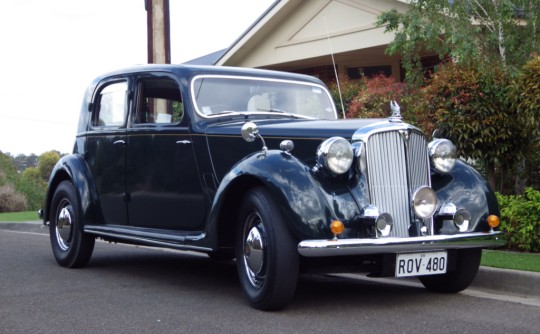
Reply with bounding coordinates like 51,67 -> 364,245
432,160 -> 501,232
43,154 -> 100,227
208,151 -> 334,251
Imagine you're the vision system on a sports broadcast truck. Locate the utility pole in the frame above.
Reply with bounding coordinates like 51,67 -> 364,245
145,0 -> 171,64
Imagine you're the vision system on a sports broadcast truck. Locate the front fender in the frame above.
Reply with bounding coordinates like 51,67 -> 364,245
209,150 -> 353,240
44,154 -> 100,226
432,160 -> 500,232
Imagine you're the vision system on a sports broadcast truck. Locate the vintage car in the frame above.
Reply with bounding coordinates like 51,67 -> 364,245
42,64 -> 505,310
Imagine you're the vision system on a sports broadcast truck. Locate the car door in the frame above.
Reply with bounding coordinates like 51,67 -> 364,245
125,75 -> 207,230
86,79 -> 129,225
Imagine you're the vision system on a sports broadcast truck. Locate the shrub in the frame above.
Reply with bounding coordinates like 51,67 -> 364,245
0,185 -> 27,213
346,74 -> 410,119
496,188 -> 540,252
327,74 -> 366,118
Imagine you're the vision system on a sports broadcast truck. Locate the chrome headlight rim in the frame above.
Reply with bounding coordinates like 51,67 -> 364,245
316,137 -> 354,175
428,138 -> 457,174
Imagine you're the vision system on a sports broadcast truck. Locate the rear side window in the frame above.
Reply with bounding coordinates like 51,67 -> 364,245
134,78 -> 183,125
92,81 -> 128,127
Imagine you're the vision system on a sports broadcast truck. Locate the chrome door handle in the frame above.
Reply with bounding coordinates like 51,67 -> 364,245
114,140 -> 126,145
176,140 -> 192,144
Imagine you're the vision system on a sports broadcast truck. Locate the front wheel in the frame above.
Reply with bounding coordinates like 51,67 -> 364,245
419,248 -> 482,293
235,187 -> 299,311
49,181 -> 95,268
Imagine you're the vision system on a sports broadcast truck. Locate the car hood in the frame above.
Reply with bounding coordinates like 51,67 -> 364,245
204,118 -> 385,140
203,118 -> 387,180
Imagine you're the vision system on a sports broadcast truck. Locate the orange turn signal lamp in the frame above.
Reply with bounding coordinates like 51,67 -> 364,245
330,220 -> 345,240
487,215 -> 500,229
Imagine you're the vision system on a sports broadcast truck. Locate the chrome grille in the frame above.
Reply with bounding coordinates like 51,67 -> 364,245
365,130 -> 430,237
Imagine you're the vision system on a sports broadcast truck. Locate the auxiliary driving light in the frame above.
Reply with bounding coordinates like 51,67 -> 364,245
454,208 -> 471,232
412,186 -> 438,219
487,215 -> 500,229
375,213 -> 393,237
330,220 -> 345,240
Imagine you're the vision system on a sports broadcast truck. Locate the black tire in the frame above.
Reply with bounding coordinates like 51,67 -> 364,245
49,181 -> 95,268
419,248 -> 482,293
235,187 -> 299,311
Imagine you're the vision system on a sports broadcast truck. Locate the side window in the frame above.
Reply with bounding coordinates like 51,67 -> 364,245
134,78 -> 183,125
92,81 -> 128,127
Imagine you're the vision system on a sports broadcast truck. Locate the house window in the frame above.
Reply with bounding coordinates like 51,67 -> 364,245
347,66 -> 392,79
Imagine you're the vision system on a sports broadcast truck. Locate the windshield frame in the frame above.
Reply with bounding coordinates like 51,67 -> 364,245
189,74 -> 338,120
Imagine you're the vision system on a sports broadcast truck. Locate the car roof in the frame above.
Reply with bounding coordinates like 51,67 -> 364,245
94,64 -> 325,86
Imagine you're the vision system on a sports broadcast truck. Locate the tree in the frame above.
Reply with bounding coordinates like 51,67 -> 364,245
37,151 -> 60,182
377,0 -> 540,192
377,0 -> 540,79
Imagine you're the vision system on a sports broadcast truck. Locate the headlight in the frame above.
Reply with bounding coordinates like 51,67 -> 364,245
428,139 -> 457,173
412,186 -> 438,219
317,137 -> 353,175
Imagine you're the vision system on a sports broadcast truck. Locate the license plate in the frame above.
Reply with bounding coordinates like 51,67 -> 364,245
395,251 -> 448,277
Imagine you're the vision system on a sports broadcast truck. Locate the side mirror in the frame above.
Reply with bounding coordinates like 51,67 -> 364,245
241,122 -> 267,155
241,122 -> 259,142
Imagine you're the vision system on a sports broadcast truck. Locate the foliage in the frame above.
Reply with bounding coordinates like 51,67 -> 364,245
20,167 -> 46,211
0,184 -> 27,213
37,151 -> 60,181
496,188 -> 540,252
327,74 -> 366,118
0,150 -> 62,212
510,56 -> 540,139
346,74 -> 406,118
377,0 -> 540,81
0,151 -> 18,186
421,63 -> 519,162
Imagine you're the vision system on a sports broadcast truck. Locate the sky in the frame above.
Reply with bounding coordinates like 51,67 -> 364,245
0,0 -> 275,156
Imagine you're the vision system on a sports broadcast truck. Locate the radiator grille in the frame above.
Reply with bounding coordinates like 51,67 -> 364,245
365,130 -> 430,237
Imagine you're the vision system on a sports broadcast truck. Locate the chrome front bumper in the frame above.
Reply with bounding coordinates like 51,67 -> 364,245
298,231 -> 505,257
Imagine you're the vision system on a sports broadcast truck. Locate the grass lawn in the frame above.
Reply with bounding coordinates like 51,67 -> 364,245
1,211 -> 538,272
481,249 -> 540,273
0,211 -> 40,222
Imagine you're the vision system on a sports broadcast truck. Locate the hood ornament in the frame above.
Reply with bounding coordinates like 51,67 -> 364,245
389,100 -> 402,122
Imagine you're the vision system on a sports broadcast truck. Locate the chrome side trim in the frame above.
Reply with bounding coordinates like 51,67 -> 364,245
297,231 -> 505,257
84,225 -> 211,252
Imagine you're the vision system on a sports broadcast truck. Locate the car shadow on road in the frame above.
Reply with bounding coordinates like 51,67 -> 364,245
82,242 -> 435,311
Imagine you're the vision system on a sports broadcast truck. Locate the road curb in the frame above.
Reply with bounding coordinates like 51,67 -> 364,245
1,221 -> 539,298
472,266 -> 540,298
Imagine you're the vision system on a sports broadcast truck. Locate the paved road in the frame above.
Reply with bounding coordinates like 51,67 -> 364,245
1,229 -> 539,334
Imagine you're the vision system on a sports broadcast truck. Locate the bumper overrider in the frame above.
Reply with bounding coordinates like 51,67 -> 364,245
298,231 -> 505,257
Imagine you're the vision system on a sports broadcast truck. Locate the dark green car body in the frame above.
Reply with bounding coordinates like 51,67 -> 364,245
42,64 -> 505,310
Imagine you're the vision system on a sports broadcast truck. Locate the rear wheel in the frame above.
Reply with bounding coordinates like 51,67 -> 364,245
49,181 -> 95,268
235,187 -> 299,311
419,248 -> 482,293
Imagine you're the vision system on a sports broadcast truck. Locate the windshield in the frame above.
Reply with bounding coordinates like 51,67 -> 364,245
191,75 -> 337,120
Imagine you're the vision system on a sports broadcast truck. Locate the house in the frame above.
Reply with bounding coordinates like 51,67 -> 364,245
188,0 -> 430,83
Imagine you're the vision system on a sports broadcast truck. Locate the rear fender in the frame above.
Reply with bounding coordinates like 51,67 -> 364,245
43,154 -> 101,226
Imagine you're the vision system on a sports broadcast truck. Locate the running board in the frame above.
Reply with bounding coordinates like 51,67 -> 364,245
84,225 -> 211,252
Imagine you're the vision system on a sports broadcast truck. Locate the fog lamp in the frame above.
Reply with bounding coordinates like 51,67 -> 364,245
375,213 -> 393,237
454,208 -> 471,232
487,215 -> 500,229
412,186 -> 438,219
330,220 -> 345,240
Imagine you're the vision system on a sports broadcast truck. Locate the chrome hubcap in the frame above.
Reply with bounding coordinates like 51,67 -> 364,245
56,201 -> 73,251
242,213 -> 265,288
